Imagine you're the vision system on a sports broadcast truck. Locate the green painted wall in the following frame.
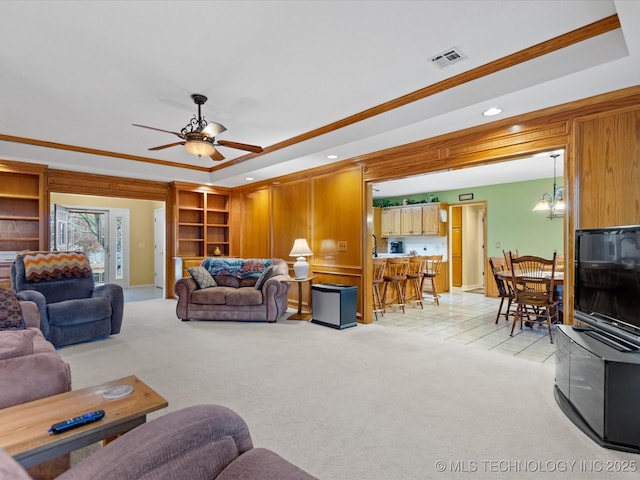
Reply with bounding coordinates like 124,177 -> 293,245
375,178 -> 564,258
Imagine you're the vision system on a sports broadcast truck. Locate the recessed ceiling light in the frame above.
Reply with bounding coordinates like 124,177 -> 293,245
327,154 -> 338,159
482,107 -> 502,117
245,177 -> 254,181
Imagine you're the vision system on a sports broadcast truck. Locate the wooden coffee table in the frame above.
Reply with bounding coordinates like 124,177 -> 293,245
0,375 -> 168,468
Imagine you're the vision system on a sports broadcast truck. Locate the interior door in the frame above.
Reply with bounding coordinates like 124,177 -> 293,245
451,206 -> 463,287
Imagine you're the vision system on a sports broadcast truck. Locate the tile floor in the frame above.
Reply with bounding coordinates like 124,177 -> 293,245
376,289 -> 558,363
123,285 -> 164,302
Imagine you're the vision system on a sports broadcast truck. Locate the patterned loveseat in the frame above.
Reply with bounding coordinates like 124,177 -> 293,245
175,258 -> 291,322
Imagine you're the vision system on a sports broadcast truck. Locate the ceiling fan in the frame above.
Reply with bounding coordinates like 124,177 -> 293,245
133,93 -> 263,161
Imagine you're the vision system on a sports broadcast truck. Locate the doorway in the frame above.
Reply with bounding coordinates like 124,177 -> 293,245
449,202 -> 486,292
52,204 -> 130,287
50,193 -> 165,292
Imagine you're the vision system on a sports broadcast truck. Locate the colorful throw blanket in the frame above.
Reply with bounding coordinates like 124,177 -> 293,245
201,258 -> 272,279
20,251 -> 92,282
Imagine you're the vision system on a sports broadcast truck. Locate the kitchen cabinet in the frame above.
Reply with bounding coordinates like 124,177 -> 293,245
400,206 -> 422,235
422,203 -> 447,236
381,207 -> 401,237
380,204 -> 448,237
373,207 -> 388,253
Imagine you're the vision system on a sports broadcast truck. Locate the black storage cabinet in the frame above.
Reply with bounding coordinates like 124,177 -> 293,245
311,283 -> 357,329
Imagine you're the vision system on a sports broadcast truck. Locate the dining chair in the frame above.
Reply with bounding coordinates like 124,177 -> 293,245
508,252 -> 558,343
502,249 -> 519,272
421,255 -> 443,306
383,257 -> 410,313
405,256 -> 426,309
488,256 -> 515,324
372,258 -> 387,320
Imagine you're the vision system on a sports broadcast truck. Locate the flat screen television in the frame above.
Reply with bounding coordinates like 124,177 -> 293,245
574,225 -> 640,350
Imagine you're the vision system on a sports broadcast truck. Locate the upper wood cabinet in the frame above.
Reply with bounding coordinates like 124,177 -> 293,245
422,203 -> 447,236
171,182 -> 231,258
380,203 -> 448,237
381,207 -> 401,236
400,206 -> 422,235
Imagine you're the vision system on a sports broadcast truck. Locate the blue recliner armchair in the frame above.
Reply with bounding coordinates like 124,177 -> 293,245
11,251 -> 124,347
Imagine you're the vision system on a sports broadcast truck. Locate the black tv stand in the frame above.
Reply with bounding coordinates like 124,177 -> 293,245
555,325 -> 640,453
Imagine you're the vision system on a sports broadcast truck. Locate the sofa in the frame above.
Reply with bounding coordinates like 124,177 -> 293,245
0,404 -> 317,479
11,251 -> 124,347
175,258 -> 291,322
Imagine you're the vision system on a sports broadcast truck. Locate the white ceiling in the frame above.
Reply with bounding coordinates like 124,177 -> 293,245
1,1 -> 639,194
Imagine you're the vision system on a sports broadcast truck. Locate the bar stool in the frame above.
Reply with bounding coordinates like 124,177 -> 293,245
405,256 -> 425,309
383,257 -> 410,313
422,255 -> 443,306
372,258 -> 387,320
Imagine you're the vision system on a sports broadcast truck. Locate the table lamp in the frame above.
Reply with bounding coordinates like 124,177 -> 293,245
289,238 -> 313,279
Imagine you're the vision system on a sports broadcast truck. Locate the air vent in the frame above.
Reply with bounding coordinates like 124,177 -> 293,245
429,47 -> 467,68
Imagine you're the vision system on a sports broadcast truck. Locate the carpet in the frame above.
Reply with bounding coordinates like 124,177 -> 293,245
59,299 -> 637,479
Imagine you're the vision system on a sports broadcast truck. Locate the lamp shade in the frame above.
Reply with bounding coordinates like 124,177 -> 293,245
184,139 -> 215,157
532,193 -> 552,211
289,238 -> 313,279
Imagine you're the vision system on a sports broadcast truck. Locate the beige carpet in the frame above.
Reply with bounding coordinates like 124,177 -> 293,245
59,299 -> 638,479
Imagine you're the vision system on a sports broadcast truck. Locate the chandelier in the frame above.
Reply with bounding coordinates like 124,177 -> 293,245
532,153 -> 564,219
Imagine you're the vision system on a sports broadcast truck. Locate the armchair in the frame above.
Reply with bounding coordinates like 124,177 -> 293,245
10,251 -> 124,347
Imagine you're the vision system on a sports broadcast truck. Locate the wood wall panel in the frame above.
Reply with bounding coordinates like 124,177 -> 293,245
272,179 -> 311,269
46,169 -> 168,200
239,188 -> 270,259
575,107 -> 640,229
312,167 -> 363,269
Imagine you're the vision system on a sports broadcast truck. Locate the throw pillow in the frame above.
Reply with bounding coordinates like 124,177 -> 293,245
254,265 -> 276,290
0,329 -> 36,360
0,288 -> 25,330
188,266 -> 217,289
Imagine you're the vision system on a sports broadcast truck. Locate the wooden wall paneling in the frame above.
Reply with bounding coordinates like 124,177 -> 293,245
272,179 -> 311,272
312,168 -> 363,268
575,107 -> 640,229
239,188 -> 270,259
46,169 -> 169,201
228,191 -> 242,258
312,167 -> 365,318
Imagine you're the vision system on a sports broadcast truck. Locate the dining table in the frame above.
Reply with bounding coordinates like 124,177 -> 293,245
497,270 -> 564,286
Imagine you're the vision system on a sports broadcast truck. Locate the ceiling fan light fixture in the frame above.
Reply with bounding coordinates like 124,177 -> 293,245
185,139 -> 215,157
202,121 -> 227,138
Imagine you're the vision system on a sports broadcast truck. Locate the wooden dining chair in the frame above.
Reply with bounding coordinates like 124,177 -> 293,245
421,255 -> 443,306
405,256 -> 426,309
488,256 -> 515,324
508,252 -> 558,343
372,258 -> 387,320
383,257 -> 410,313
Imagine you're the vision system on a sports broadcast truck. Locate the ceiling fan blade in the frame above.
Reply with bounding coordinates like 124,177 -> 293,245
209,147 -> 225,161
132,123 -> 184,139
149,141 -> 185,151
216,139 -> 263,153
202,122 -> 227,138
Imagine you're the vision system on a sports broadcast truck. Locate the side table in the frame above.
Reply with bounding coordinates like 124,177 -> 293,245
282,276 -> 316,320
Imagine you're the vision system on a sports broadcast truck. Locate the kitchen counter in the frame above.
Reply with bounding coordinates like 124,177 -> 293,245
375,253 -> 448,261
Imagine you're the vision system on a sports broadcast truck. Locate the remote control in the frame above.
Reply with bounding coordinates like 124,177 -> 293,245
48,410 -> 105,434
